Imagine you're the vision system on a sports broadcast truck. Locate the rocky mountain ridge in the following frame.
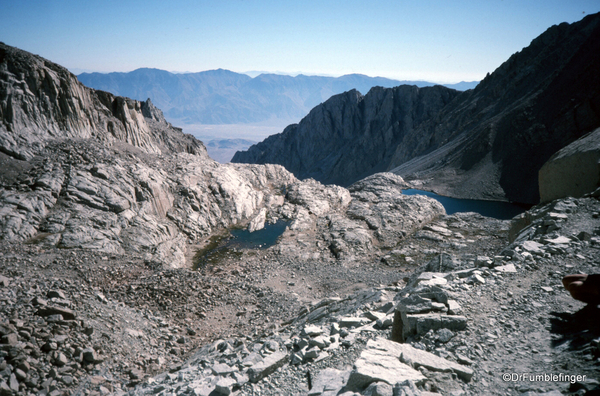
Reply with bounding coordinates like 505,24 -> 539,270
390,11 -> 600,204
233,12 -> 600,204
0,43 -> 203,161
0,42 -> 283,266
232,85 -> 460,186
0,39 -> 599,396
77,68 -> 477,126
0,42 -> 449,270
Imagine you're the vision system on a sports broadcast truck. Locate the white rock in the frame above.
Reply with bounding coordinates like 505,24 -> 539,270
211,363 -> 238,376
303,325 -> 324,337
469,274 -> 485,285
424,224 -> 452,236
309,336 -> 330,349
247,208 -> 267,232
545,235 -> 572,245
347,348 -> 425,390
447,300 -> 463,315
364,311 -> 387,321
418,277 -> 448,287
308,368 -> 351,396
521,241 -> 545,255
214,377 -> 236,395
475,256 -> 493,267
376,314 -> 395,329
363,381 -> 393,396
493,263 -> 517,273
247,351 -> 288,383
339,317 -> 372,328
367,338 -> 473,382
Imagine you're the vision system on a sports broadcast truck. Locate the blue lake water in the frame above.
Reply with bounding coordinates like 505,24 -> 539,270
195,188 -> 528,268
402,189 -> 530,220
194,220 -> 289,268
228,220 -> 289,249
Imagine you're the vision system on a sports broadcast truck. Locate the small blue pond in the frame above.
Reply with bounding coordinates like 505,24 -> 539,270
228,220 -> 289,249
402,189 -> 530,220
194,220 -> 289,268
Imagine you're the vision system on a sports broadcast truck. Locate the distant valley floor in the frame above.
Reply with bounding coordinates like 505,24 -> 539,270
178,123 -> 288,163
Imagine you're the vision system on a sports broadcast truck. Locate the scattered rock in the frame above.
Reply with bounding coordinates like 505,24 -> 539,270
247,351 -> 288,383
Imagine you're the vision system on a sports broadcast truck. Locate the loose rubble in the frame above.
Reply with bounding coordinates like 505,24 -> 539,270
1,42 -> 599,396
123,196 -> 600,396
8,194 -> 600,395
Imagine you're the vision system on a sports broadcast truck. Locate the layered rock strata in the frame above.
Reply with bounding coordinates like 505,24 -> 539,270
0,43 -> 203,161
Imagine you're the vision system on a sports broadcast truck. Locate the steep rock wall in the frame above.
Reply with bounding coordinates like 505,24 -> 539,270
389,13 -> 600,203
234,13 -> 600,204
232,85 -> 459,186
0,42 -> 205,160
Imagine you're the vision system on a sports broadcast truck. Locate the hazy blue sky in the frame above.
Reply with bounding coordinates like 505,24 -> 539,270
1,0 -> 599,83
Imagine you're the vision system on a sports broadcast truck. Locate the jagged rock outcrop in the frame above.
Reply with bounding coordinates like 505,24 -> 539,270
275,173 -> 445,261
0,43 -> 204,160
345,173 -> 445,249
0,131 -> 301,267
390,12 -> 600,204
0,43 -> 297,267
0,43 -> 446,269
538,126 -> 600,203
232,85 -> 459,186
234,12 -> 600,204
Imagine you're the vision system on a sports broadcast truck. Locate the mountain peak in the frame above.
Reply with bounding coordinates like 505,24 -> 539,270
233,12 -> 600,204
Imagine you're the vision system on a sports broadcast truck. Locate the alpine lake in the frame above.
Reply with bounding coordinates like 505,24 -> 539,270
194,190 -> 529,268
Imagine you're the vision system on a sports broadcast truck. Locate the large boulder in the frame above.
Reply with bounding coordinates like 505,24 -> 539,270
539,127 -> 600,203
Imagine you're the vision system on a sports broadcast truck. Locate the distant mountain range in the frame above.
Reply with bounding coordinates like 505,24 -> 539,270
204,138 -> 257,163
77,69 -> 478,126
233,12 -> 600,204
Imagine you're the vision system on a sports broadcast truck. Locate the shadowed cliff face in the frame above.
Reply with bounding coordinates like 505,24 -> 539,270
233,12 -> 600,204
391,12 -> 600,204
232,85 -> 459,187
